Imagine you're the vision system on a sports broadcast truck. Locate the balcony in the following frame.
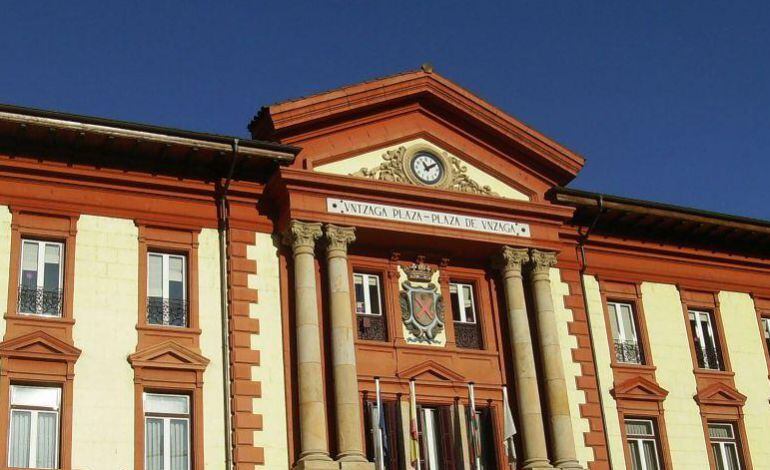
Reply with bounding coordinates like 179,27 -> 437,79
613,339 -> 643,364
17,286 -> 63,316
147,297 -> 188,327
357,314 -> 387,341
455,322 -> 482,349
695,345 -> 722,370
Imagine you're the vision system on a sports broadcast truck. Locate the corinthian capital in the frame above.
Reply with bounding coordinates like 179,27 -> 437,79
496,246 -> 529,274
282,220 -> 323,253
530,249 -> 558,274
324,224 -> 356,254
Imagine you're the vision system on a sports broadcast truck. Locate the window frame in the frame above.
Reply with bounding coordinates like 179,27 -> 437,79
449,282 -> 478,325
707,422 -> 743,470
7,385 -> 61,469
353,272 -> 383,317
607,300 -> 644,365
688,309 -> 723,371
624,418 -> 662,470
18,239 -> 65,317
143,392 -> 191,470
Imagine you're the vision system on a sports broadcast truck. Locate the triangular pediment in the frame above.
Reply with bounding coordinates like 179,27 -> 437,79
251,69 -> 585,190
0,330 -> 81,362
695,382 -> 747,407
397,360 -> 465,382
612,376 -> 669,402
314,138 -> 532,200
128,341 -> 209,371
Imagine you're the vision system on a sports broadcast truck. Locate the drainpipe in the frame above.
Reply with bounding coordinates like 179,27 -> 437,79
575,194 -> 615,470
218,138 -> 239,470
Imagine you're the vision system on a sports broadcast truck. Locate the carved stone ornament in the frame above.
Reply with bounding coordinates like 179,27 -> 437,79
402,257 -> 435,283
351,145 -> 498,196
530,249 -> 558,273
324,224 -> 356,253
400,281 -> 445,344
497,246 -> 530,273
281,220 -> 323,251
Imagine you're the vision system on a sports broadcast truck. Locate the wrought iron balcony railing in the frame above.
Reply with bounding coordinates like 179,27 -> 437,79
613,339 -> 643,364
357,314 -> 387,341
147,297 -> 188,327
695,345 -> 722,370
17,286 -> 63,316
455,322 -> 482,350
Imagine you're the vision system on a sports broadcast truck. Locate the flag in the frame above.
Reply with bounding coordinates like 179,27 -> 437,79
374,378 -> 387,470
409,379 -> 421,469
468,382 -> 482,468
502,386 -> 518,464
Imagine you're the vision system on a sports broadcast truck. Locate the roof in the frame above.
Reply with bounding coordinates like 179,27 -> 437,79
250,68 -> 585,185
551,187 -> 770,257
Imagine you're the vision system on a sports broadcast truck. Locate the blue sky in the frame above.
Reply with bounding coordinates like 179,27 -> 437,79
1,1 -> 768,218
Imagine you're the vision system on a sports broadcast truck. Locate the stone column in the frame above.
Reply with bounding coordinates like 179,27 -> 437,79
529,250 -> 583,470
282,220 -> 335,469
324,224 -> 373,468
497,247 -> 553,470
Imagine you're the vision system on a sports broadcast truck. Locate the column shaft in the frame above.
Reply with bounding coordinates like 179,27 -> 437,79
324,225 -> 369,464
283,221 -> 333,464
530,250 -> 583,470
498,247 -> 553,470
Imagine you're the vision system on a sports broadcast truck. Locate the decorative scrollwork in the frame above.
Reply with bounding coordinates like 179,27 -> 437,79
695,345 -> 722,370
147,297 -> 188,327
357,314 -> 387,341
17,287 -> 63,316
454,322 -> 482,349
400,281 -> 445,343
352,145 -> 498,196
613,340 -> 642,364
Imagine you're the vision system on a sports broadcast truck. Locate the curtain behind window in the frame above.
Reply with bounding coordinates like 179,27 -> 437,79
36,412 -> 57,468
146,418 -> 164,470
170,419 -> 189,470
9,410 -> 32,467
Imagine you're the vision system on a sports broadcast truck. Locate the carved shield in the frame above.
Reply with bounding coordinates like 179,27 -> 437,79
400,282 -> 445,343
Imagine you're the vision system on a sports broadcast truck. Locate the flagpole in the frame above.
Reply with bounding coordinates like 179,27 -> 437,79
375,377 -> 386,470
409,379 -> 421,470
469,382 -> 481,470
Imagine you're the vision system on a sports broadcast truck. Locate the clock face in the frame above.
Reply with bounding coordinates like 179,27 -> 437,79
411,152 -> 444,185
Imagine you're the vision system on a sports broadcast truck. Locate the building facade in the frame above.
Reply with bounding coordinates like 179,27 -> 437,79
0,69 -> 769,470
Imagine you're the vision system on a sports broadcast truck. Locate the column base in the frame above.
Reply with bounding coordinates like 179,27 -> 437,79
293,460 -> 339,470
522,458 -> 554,469
552,459 -> 585,470
338,461 -> 375,470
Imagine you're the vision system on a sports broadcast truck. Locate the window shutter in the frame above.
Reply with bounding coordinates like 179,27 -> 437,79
416,405 -> 427,470
438,406 -> 456,470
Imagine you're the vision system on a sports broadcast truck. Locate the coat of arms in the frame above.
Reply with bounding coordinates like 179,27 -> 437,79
399,259 -> 445,343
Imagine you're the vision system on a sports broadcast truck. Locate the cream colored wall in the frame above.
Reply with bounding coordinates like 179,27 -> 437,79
0,206 -> 11,338
719,291 -> 770,469
247,232 -> 290,468
198,228 -> 227,468
71,215 -> 137,470
549,268 -> 592,467
315,138 -> 530,201
582,275 -> 626,469
641,282 -> 709,470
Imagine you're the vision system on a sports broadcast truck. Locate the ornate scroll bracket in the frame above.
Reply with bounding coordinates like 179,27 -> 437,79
351,145 -> 498,196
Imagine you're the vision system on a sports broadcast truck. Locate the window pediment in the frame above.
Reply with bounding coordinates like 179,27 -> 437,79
612,376 -> 669,402
0,330 -> 81,362
695,382 -> 746,407
128,340 -> 209,371
397,359 -> 465,383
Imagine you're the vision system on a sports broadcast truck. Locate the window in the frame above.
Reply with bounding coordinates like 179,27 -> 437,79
144,393 -> 190,470
417,406 -> 456,470
625,419 -> 662,470
18,240 -> 64,317
8,385 -> 61,469
708,423 -> 742,470
608,301 -> 644,364
450,282 -> 482,349
761,317 -> 770,356
147,253 -> 187,327
354,273 -> 386,341
689,310 -> 723,370
467,408 -> 498,470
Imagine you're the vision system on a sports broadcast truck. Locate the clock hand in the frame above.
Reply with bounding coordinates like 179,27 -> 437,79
425,162 -> 438,171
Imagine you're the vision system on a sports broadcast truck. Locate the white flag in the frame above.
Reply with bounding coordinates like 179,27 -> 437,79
502,386 -> 517,463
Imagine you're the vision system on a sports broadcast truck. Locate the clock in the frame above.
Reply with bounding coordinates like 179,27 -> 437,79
410,152 -> 444,185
